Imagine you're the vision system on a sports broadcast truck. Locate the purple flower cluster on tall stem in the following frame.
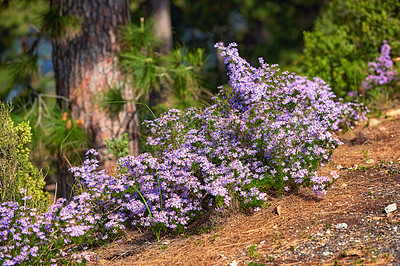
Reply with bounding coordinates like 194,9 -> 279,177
362,41 -> 397,92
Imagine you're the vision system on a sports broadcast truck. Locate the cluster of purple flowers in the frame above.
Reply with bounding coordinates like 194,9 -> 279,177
0,150 -> 125,265
0,199 -> 70,265
68,149 -> 207,239
362,41 -> 397,92
0,202 -> 44,265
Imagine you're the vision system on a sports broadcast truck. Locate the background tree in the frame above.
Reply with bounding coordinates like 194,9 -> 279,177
143,0 -> 174,107
147,0 -> 173,54
48,0 -> 139,199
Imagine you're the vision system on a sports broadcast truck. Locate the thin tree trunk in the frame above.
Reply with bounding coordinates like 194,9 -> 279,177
148,0 -> 173,54
51,0 -> 140,200
147,0 -> 173,107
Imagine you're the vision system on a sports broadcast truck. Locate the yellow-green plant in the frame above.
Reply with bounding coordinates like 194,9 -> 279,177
0,102 -> 49,211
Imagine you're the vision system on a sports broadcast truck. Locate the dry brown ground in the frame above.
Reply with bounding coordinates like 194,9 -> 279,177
87,111 -> 400,266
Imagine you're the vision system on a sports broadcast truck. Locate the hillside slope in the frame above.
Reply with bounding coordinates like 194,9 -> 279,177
88,112 -> 400,265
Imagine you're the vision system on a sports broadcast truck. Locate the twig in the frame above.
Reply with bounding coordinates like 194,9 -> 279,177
54,182 -> 58,205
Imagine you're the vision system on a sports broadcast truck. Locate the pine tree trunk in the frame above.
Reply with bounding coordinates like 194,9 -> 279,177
51,0 -> 139,200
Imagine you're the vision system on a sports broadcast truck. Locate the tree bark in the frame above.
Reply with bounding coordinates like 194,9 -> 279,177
51,0 -> 140,200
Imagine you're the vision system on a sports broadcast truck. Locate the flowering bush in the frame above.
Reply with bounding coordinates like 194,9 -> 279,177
64,44 -> 366,241
0,197 -> 122,265
74,149 -> 213,239
0,150 -> 126,265
362,41 -> 398,98
146,43 -> 366,199
0,42 -> 367,264
0,199 -> 70,265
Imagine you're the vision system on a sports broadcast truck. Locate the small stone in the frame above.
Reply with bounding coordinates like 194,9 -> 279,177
85,252 -> 101,262
385,203 -> 397,214
322,251 -> 332,256
368,118 -> 380,127
393,226 -> 398,232
276,205 -> 282,215
229,260 -> 238,266
386,109 -> 400,117
335,223 -> 348,230
326,230 -> 331,234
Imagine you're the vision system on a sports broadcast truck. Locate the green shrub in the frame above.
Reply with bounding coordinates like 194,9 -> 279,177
105,132 -> 130,159
0,102 -> 50,210
296,0 -> 400,99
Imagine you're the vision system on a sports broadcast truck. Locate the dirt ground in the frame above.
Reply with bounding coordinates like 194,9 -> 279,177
87,110 -> 400,266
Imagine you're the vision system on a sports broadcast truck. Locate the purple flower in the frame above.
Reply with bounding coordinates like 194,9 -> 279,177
363,41 -> 397,93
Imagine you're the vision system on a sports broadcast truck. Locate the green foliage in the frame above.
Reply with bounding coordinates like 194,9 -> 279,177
0,0 -> 51,99
172,0 -> 327,66
296,0 -> 400,99
9,53 -> 39,83
0,0 -> 45,51
119,18 -> 208,110
0,102 -> 49,211
120,18 -> 209,153
103,86 -> 126,117
42,108 -> 88,157
248,244 -> 260,259
41,5 -> 82,40
9,97 -> 90,185
233,0 -> 328,65
105,133 -> 130,159
248,262 -> 265,266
